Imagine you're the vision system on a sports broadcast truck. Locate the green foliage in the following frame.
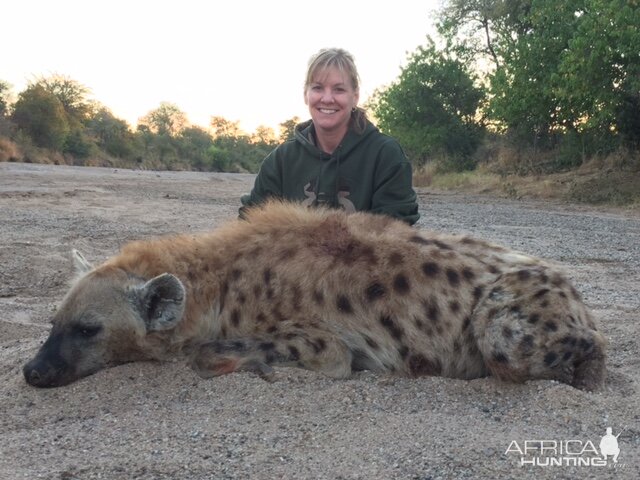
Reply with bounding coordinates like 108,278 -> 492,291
1,77 -> 289,171
207,117 -> 278,173
206,145 -> 232,172
35,75 -> 94,128
208,131 -> 275,173
87,107 -> 137,159
439,0 -> 640,166
138,102 -> 187,137
437,0 -> 532,69
488,0 -> 584,140
11,84 -> 70,150
177,126 -> 214,170
369,40 -> 484,168
5,0 -> 637,180
0,80 -> 11,116
556,0 -> 640,146
210,116 -> 241,138
279,117 -> 300,142
64,129 -> 94,159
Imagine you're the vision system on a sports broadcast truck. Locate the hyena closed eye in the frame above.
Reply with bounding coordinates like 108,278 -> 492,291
23,201 -> 606,390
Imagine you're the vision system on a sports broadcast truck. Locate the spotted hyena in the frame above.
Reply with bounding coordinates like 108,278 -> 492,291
23,201 -> 606,389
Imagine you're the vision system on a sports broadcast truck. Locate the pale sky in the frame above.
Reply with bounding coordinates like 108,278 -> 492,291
2,0 -> 440,134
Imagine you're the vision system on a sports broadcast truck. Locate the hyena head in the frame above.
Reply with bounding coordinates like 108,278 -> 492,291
23,250 -> 186,388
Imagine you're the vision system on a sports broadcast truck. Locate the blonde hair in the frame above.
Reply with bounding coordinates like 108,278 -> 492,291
304,48 -> 368,133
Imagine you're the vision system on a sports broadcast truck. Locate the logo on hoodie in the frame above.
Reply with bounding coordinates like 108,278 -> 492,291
302,178 -> 355,213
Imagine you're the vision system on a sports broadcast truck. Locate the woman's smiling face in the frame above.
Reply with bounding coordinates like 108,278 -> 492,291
305,66 -> 359,137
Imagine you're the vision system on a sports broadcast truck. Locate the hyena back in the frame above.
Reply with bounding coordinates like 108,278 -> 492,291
23,201 -> 606,389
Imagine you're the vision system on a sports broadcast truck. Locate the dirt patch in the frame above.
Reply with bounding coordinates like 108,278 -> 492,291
1,162 -> 638,479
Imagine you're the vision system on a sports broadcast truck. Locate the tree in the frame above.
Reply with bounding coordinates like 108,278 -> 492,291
556,0 -> 640,147
210,116 -> 242,138
35,74 -> 93,126
487,0 -> 585,145
437,0 -> 532,70
251,125 -> 277,145
279,117 -> 300,141
370,41 -> 484,167
207,144 -> 232,172
11,84 -> 70,150
139,102 -> 188,137
88,107 -> 137,158
0,80 -> 11,116
439,0 -> 640,156
177,126 -> 214,169
207,117 -> 275,172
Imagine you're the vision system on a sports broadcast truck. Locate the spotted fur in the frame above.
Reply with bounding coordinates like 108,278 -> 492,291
23,201 -> 606,390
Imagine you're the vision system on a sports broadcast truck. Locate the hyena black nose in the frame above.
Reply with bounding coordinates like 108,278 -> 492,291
23,362 -> 43,386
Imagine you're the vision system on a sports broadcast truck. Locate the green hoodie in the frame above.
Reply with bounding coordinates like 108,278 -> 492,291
240,119 -> 420,225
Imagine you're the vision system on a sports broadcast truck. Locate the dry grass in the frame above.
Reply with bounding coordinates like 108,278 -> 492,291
0,137 -> 22,162
414,149 -> 640,208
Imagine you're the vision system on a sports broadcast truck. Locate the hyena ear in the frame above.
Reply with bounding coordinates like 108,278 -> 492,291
72,249 -> 94,275
136,274 -> 186,332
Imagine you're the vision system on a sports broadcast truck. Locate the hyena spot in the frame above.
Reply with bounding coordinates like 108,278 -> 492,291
336,295 -> 354,314
446,268 -> 460,286
313,290 -> 325,306
364,335 -> 379,350
410,235 -> 431,246
304,337 -> 327,354
263,268 -> 273,285
473,286 -> 484,301
579,338 -> 593,352
287,345 -> 300,361
433,240 -> 452,250
365,282 -> 386,302
544,351 -> 558,367
461,267 -> 475,281
520,334 -> 534,349
421,262 -> 440,277
517,269 -> 531,281
398,345 -> 409,359
426,303 -> 440,324
259,341 -> 275,351
502,326 -> 513,339
380,315 -> 404,340
408,354 -> 442,376
534,288 -> 550,299
393,274 -> 411,295
253,284 -> 262,298
388,252 -> 404,266
493,352 -> 509,364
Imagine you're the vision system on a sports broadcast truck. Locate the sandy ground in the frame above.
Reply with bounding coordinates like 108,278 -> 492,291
1,161 -> 638,479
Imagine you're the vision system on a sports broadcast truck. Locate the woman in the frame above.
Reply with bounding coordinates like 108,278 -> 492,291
240,48 -> 419,225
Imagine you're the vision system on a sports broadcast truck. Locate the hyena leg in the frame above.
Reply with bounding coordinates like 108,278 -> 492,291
190,327 -> 353,380
472,267 -> 606,391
